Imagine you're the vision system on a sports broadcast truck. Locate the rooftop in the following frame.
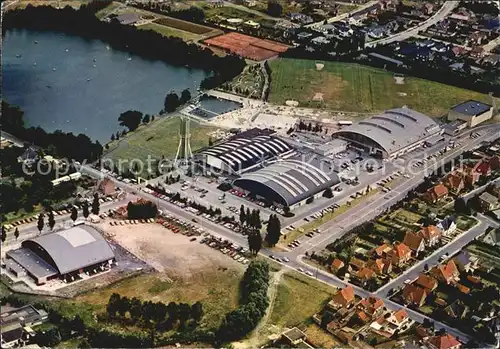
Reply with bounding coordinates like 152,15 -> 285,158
451,100 -> 492,117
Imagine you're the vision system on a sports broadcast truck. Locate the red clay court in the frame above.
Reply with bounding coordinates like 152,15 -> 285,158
204,32 -> 289,61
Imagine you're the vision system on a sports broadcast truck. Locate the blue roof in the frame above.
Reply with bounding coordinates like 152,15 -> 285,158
451,100 -> 492,117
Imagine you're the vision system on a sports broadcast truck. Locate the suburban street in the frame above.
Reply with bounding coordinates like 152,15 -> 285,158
365,1 -> 459,47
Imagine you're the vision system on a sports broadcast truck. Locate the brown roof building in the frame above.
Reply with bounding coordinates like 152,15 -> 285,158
431,260 -> 459,284
418,225 -> 442,247
329,285 -> 355,309
424,184 -> 449,203
415,273 -> 438,291
403,232 -> 426,254
358,296 -> 384,317
402,284 -> 428,307
331,259 -> 345,273
388,243 -> 412,266
427,333 -> 462,349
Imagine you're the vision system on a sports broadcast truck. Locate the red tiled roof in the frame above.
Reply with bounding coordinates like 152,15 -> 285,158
430,184 -> 448,198
393,309 -> 409,324
402,284 -> 428,305
419,225 -> 442,240
415,273 -> 438,290
374,244 -> 390,256
393,243 -> 411,257
359,296 -> 384,314
439,260 -> 459,281
331,259 -> 345,270
428,333 -> 462,349
335,285 -> 355,304
356,267 -> 375,280
445,173 -> 464,189
457,283 -> 470,294
403,232 -> 425,251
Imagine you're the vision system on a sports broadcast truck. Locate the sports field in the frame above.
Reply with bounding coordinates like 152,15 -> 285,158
103,116 -> 218,175
268,58 -> 492,117
138,23 -> 198,42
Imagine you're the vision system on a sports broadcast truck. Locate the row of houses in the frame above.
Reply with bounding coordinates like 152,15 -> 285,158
425,155 -> 500,201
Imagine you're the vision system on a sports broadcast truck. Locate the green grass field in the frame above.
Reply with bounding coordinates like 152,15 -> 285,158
269,272 -> 334,328
103,116 -> 218,174
138,23 -> 198,41
268,58 -> 492,117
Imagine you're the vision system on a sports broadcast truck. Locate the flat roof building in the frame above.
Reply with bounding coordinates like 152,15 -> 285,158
6,225 -> 115,285
331,107 -> 442,159
448,100 -> 493,127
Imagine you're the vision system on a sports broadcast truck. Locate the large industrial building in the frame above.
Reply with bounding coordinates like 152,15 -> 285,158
233,154 -> 339,209
331,107 -> 442,159
6,225 -> 115,285
198,128 -> 294,174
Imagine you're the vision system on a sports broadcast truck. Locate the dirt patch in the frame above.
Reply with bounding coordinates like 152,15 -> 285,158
308,74 -> 348,104
97,222 -> 244,279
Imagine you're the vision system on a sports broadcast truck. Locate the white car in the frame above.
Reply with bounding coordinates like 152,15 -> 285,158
281,257 -> 290,263
297,267 -> 304,272
305,271 -> 314,276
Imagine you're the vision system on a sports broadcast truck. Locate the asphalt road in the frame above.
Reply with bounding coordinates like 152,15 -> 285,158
365,1 -> 459,48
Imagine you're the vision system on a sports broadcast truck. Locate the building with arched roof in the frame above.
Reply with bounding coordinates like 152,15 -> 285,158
233,153 -> 339,209
331,107 -> 442,159
6,225 -> 115,285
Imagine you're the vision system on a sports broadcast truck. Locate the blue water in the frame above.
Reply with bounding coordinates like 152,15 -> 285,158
2,29 -> 209,142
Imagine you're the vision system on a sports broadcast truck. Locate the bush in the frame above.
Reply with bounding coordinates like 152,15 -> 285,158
127,200 -> 157,219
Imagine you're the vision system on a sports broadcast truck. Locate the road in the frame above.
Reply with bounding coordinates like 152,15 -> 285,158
365,1 -> 458,48
76,123 -> 498,345
306,0 -> 379,28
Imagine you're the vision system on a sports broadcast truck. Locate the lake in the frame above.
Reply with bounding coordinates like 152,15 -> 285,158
2,29 -> 209,143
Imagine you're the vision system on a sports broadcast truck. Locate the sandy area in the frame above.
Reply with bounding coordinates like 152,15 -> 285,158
97,222 -> 244,279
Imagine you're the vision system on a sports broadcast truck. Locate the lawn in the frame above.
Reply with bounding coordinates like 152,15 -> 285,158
154,17 -> 214,35
303,323 -> 341,348
103,116 -> 218,174
138,23 -> 198,42
268,58 -> 492,117
76,270 -> 242,330
280,188 -> 380,245
269,272 -> 335,328
95,1 -> 121,19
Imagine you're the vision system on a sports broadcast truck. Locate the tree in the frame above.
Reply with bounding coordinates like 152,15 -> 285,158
37,214 -> 44,234
71,315 -> 85,336
92,193 -> 100,215
306,196 -> 314,204
129,297 -> 143,323
118,110 -> 143,132
70,207 -> 78,222
248,231 -> 263,255
454,197 -> 470,215
267,0 -> 282,17
239,205 -> 246,226
323,187 -> 334,198
180,89 -> 191,104
107,293 -> 121,319
1,227 -> 6,243
142,114 -> 150,124
48,211 -> 56,230
111,133 -> 115,141
118,296 -> 130,317
191,301 -> 203,322
14,227 -> 19,240
164,92 -> 180,113
265,214 -> 281,246
82,202 -> 90,219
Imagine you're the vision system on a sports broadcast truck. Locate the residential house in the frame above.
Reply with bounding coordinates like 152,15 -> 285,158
356,311 -> 371,324
369,258 -> 392,275
463,164 -> 481,185
489,155 -> 500,171
373,244 -> 392,257
453,250 -> 479,273
355,267 -> 376,285
403,232 -> 426,255
415,273 -> 438,291
385,309 -> 410,334
348,257 -> 365,272
331,259 -> 345,273
437,216 -> 457,237
473,159 -> 492,177
358,297 -> 385,317
431,260 -> 459,284
444,172 -> 465,194
388,243 -> 412,266
422,3 -> 434,15
328,285 -> 355,309
418,225 -> 442,247
424,184 -> 449,203
206,0 -> 224,7
402,284 -> 428,307
0,305 -> 48,349
478,192 -> 500,211
482,228 -> 500,246
456,283 -> 470,295
452,46 -> 467,57
426,333 -> 462,349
